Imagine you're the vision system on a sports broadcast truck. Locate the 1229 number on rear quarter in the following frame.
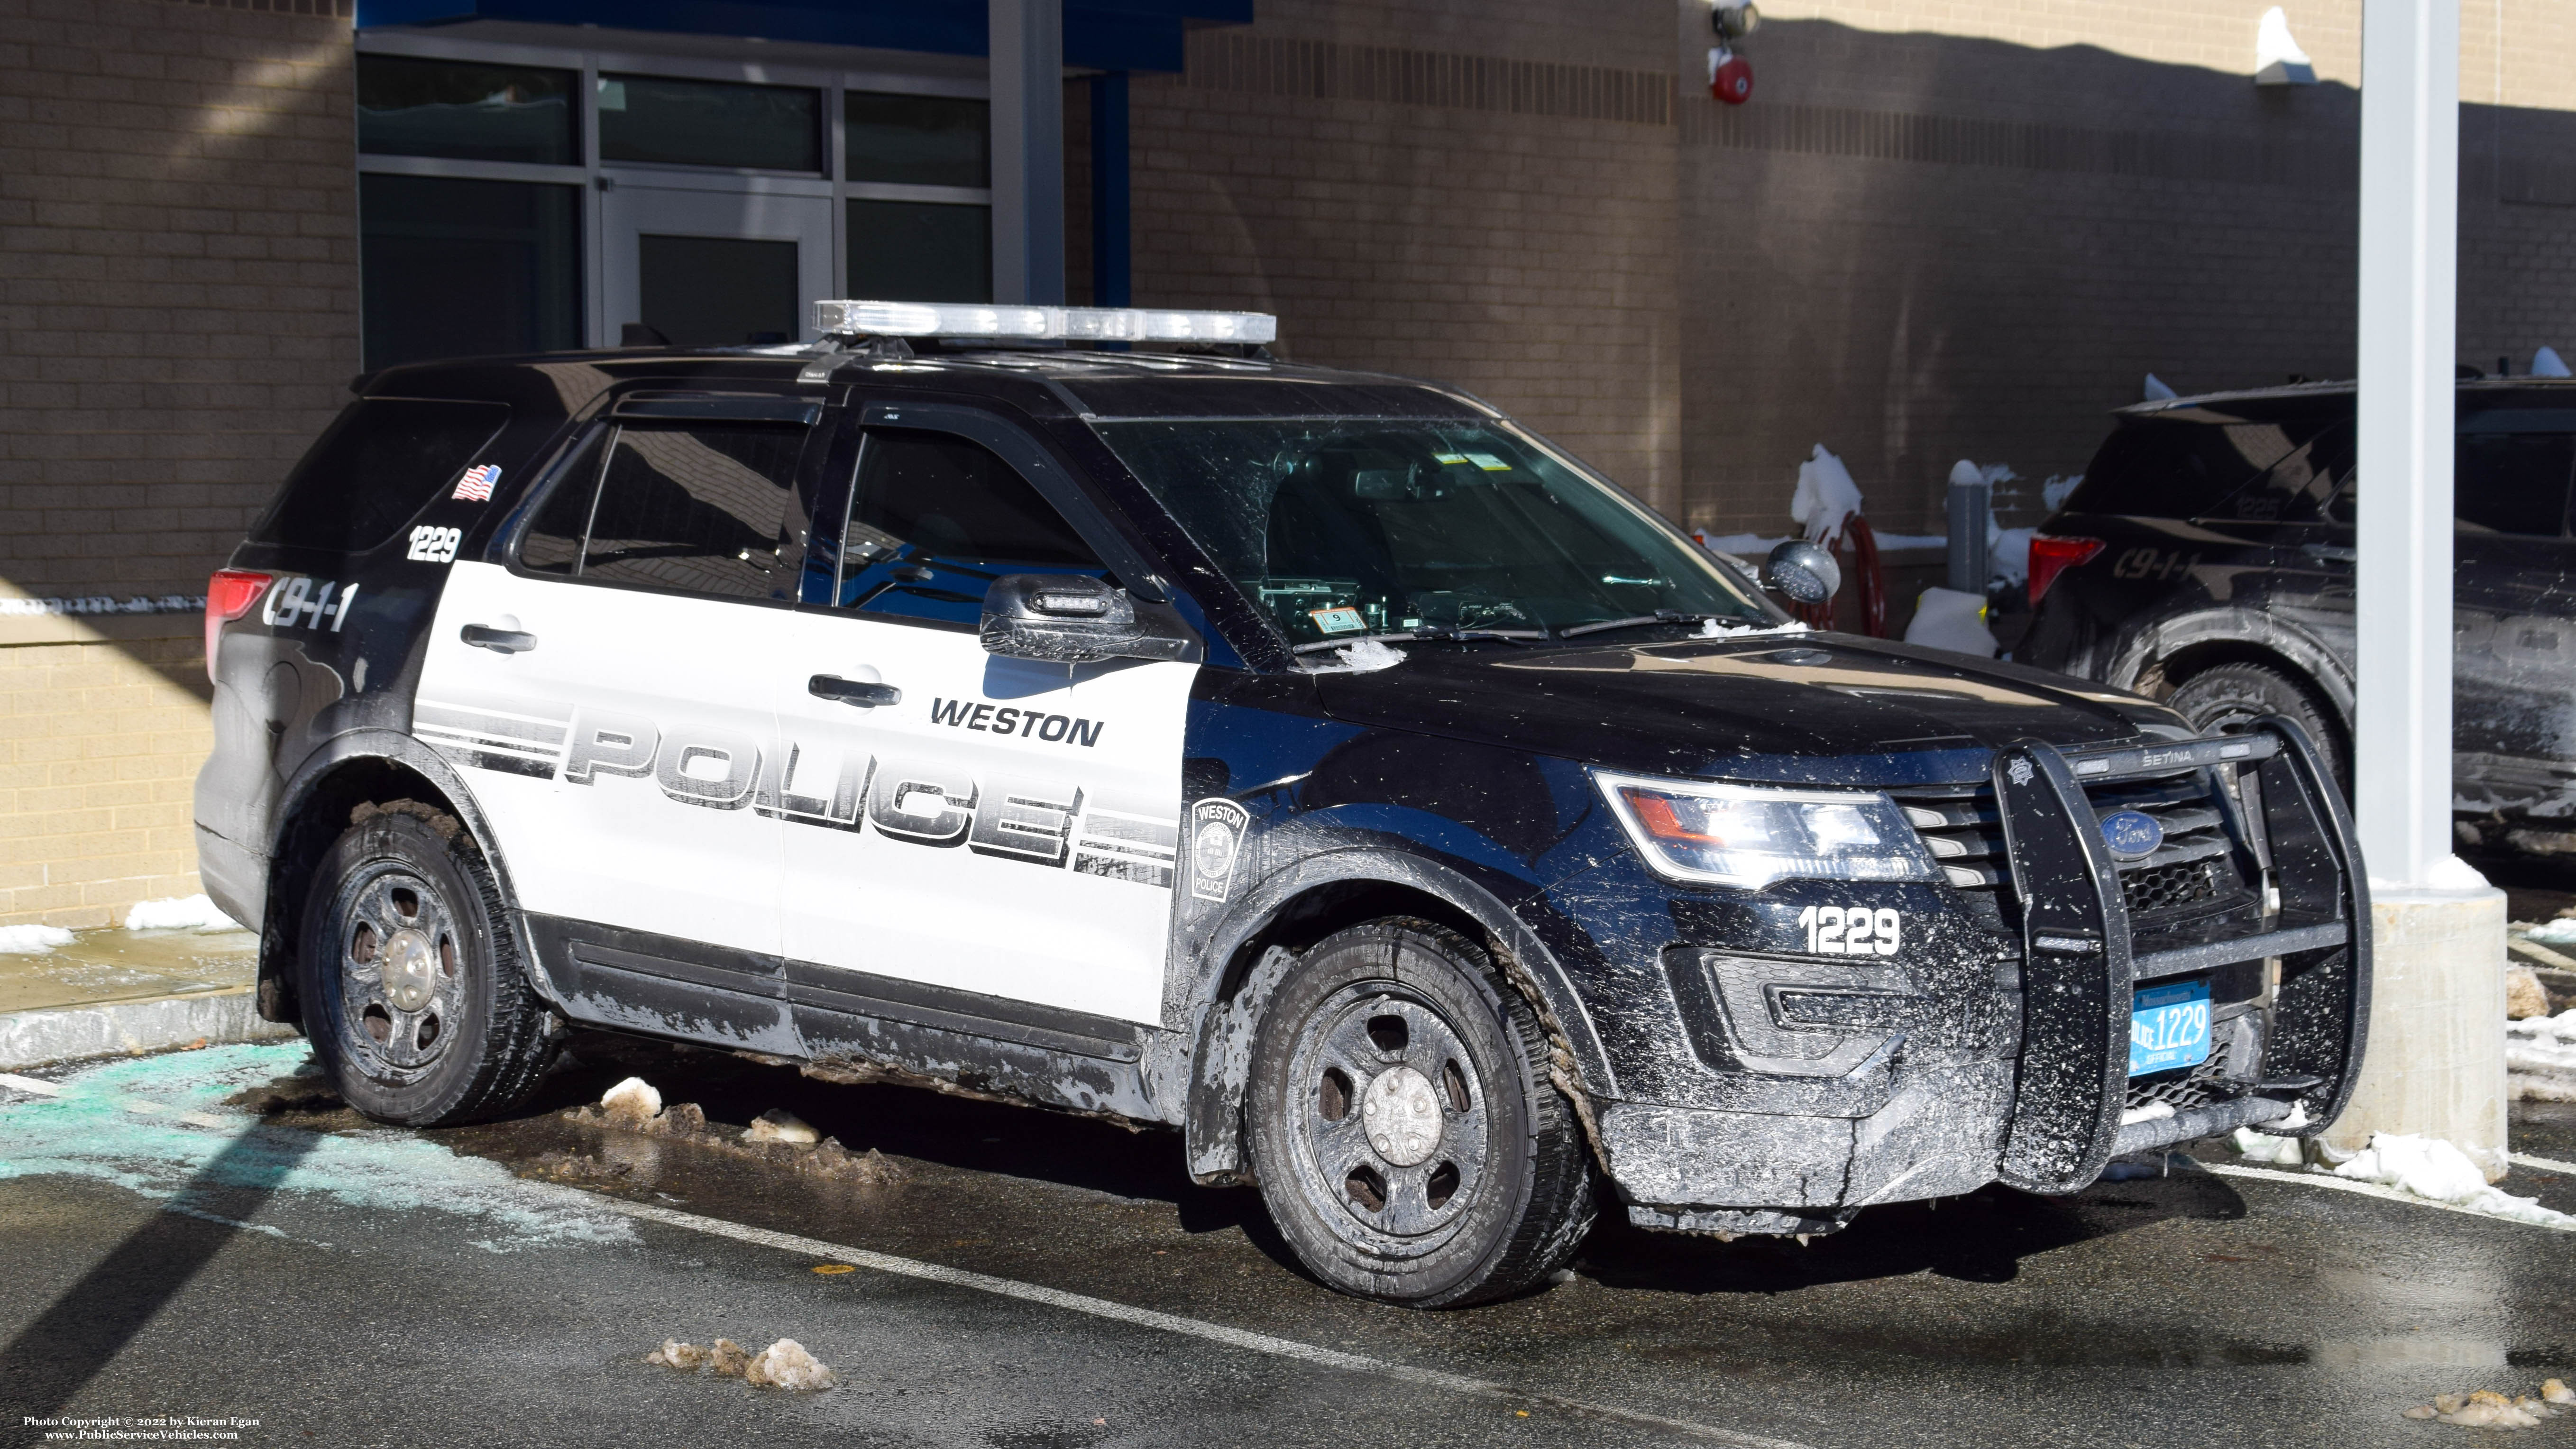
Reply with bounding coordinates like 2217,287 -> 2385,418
1798,906 -> 1901,956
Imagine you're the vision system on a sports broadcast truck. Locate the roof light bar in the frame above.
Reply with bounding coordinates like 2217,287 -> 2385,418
813,300 -> 1276,345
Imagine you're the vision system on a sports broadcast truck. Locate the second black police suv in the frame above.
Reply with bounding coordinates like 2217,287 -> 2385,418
2020,373 -> 2576,870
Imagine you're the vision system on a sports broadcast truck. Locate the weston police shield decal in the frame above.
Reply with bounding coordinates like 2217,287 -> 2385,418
2098,809 -> 2164,862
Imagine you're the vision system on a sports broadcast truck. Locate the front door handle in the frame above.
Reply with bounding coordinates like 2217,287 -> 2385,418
2299,542 -> 2357,563
461,624 -> 537,654
809,674 -> 900,708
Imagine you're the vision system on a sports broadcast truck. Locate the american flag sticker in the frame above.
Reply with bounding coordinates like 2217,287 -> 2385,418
451,464 -> 501,502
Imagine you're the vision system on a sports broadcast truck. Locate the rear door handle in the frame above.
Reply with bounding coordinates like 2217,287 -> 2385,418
809,674 -> 900,708
461,624 -> 538,654
2299,542 -> 2357,563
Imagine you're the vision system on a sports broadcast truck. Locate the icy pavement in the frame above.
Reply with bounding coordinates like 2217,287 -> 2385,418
0,1043 -> 634,1251
8,1041 -> 2576,1446
0,902 -> 255,1015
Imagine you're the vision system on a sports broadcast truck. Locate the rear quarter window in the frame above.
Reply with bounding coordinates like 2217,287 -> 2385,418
2061,413 -> 2326,520
251,397 -> 511,551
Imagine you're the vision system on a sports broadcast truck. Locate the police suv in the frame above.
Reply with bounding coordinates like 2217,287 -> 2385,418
196,302 -> 2369,1308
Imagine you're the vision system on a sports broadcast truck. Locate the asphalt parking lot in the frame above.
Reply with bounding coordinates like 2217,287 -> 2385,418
3,1037 -> 2572,1449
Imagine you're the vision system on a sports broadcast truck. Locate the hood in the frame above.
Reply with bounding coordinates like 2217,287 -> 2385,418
1309,631 -> 2186,786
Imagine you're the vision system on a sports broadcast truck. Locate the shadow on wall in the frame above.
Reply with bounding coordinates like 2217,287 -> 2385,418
1676,18 -> 2576,540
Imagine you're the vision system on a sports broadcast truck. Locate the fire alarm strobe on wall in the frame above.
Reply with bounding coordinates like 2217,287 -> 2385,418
1708,1 -> 1759,105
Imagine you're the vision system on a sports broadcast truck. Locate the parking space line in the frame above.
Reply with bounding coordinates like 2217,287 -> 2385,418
594,1195 -> 1815,1449
0,1072 -> 63,1096
2511,1153 -> 2576,1177
2202,1162 -> 2576,1231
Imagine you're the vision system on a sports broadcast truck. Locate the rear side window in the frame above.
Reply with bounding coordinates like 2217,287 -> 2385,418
2455,432 -> 2574,535
252,398 -> 510,551
516,422 -> 805,600
2205,422 -> 2354,523
2061,416 -> 2319,520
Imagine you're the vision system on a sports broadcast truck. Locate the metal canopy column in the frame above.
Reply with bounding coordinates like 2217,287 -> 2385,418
2333,0 -> 2509,1175
990,0 -> 1066,305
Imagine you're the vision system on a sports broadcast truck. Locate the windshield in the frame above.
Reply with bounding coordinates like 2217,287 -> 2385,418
1094,419 -> 1775,647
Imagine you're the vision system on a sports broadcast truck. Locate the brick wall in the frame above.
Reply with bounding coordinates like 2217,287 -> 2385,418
1672,11 -> 2576,548
0,632 -> 209,924
1122,1 -> 1685,511
0,0 -> 357,925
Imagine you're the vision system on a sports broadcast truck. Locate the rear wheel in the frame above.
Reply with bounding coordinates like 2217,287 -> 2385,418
2167,661 -> 2348,791
297,802 -> 553,1127
1245,919 -> 1595,1308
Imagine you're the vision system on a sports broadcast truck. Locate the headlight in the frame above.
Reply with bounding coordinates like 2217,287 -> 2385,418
1593,770 -> 1937,890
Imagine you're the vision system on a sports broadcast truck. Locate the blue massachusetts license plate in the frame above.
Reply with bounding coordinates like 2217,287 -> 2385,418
2129,979 -> 2212,1076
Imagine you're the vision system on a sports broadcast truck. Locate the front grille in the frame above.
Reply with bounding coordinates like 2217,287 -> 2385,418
2121,856 -> 2223,915
1895,756 -> 2253,923
2126,1030 -> 2237,1114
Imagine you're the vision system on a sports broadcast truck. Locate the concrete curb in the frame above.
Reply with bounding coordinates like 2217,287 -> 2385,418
0,987 -> 298,1071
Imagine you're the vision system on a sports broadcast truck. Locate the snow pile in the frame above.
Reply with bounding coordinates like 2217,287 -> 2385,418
1789,446 -> 1864,547
1696,532 -> 1791,559
2255,7 -> 2315,82
122,895 -> 242,933
2231,1126 -> 2305,1165
599,1077 -> 663,1126
648,1340 -> 710,1370
2508,966 -> 2553,1020
1903,587 -> 1999,657
2533,347 -> 2572,379
0,923 -> 75,954
2400,1385 -> 2569,1427
746,1108 -> 818,1146
2042,474 -> 2084,512
2332,1132 -> 2576,1228
650,1336 -> 835,1391
1699,617 -> 1808,639
2524,917 -> 2576,945
2509,1008 -> 2576,1102
1333,638 -> 1406,672
746,1339 -> 837,1391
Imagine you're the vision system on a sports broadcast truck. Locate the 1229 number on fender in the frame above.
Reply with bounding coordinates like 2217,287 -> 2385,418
1798,906 -> 1901,956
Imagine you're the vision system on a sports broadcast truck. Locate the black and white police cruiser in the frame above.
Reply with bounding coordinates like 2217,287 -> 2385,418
195,301 -> 2369,1307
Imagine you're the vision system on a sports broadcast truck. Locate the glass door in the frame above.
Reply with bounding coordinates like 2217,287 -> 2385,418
600,181 -> 835,346
595,72 -> 835,347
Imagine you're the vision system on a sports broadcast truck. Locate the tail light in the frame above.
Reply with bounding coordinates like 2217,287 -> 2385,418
204,569 -> 274,683
2026,535 -> 2104,607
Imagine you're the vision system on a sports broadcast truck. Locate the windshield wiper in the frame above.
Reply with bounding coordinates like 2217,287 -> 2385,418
1557,611 -> 1738,639
1289,626 -> 1547,655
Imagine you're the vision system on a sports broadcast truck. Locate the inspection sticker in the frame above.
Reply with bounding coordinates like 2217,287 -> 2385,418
1309,607 -> 1366,635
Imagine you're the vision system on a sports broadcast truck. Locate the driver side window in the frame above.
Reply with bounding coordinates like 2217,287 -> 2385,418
827,427 -> 1103,626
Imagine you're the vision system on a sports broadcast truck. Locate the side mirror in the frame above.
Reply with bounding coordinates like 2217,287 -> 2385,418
1764,540 -> 1842,606
981,574 -> 1197,665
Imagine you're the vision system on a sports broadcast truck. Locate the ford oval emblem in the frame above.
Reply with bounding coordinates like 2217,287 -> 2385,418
2099,809 -> 2164,862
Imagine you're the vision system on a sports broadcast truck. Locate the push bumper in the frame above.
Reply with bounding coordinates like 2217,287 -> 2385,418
1992,717 -> 2367,1190
1601,718 -> 2366,1232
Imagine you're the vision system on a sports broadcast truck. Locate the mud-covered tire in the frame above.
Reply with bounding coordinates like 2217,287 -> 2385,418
1245,918 -> 1595,1308
297,801 -> 552,1127
2167,661 -> 2348,790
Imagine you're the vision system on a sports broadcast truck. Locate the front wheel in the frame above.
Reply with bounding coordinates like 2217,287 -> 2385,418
2166,661 -> 2349,792
297,802 -> 554,1126
1245,919 -> 1595,1308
